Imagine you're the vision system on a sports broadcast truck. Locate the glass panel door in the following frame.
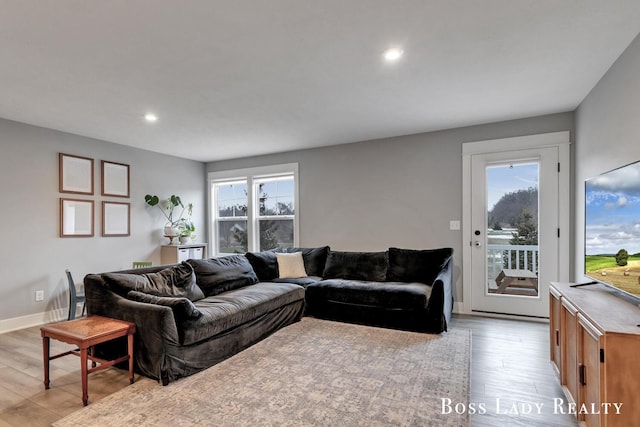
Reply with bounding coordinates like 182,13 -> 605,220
469,146 -> 558,317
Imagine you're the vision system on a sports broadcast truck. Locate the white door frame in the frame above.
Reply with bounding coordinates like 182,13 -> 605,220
461,131 -> 571,317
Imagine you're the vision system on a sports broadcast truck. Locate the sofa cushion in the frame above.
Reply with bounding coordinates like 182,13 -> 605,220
306,279 -> 431,310
278,246 -> 330,277
271,276 -> 322,287
387,247 -> 453,284
126,290 -> 202,319
187,255 -> 259,297
183,282 -> 304,345
322,251 -> 388,281
102,262 -> 204,301
276,252 -> 307,278
245,250 -> 278,281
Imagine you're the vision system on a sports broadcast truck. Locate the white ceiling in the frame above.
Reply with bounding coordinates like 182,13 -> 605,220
1,1 -> 639,162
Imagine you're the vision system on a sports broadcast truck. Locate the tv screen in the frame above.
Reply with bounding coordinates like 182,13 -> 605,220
585,160 -> 640,299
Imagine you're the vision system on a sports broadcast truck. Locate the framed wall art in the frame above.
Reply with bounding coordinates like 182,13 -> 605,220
59,153 -> 94,195
102,201 -> 130,237
102,160 -> 130,197
60,198 -> 94,237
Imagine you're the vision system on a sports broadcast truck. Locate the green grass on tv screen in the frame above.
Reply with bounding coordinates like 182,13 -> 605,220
585,254 -> 640,272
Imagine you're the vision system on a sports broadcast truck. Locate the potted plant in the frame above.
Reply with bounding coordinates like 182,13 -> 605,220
178,219 -> 196,244
144,194 -> 193,243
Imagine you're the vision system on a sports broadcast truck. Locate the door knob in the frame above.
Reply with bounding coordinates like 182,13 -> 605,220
474,241 -> 482,247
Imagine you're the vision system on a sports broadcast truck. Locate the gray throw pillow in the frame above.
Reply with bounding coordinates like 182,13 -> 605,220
322,251 -> 388,281
102,262 -> 204,301
245,250 -> 279,281
387,247 -> 453,284
187,255 -> 258,296
127,290 -> 201,319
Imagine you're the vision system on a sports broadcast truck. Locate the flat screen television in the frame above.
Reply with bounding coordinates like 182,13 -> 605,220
585,159 -> 640,301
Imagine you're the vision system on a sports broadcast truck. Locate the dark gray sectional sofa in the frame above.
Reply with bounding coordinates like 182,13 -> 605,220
247,246 -> 454,333
85,256 -> 305,385
84,246 -> 453,384
305,248 -> 454,333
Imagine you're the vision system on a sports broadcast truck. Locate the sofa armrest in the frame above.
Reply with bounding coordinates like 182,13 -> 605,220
84,274 -> 180,381
85,275 -> 180,343
425,257 -> 454,332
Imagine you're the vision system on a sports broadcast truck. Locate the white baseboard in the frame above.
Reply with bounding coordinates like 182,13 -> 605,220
451,301 -> 547,322
0,309 -> 67,334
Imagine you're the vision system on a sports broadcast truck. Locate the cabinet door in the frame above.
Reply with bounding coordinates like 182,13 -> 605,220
550,287 -> 562,377
561,298 -> 579,408
604,334 -> 640,427
578,313 -> 603,427
177,248 -> 190,262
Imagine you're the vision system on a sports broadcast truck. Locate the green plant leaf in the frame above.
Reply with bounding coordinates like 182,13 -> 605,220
169,195 -> 183,208
144,194 -> 160,206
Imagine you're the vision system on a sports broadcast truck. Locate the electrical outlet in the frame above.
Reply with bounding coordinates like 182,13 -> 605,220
35,290 -> 44,302
449,220 -> 461,230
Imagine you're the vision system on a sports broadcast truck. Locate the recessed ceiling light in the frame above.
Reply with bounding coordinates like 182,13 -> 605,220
383,47 -> 404,62
144,113 -> 158,122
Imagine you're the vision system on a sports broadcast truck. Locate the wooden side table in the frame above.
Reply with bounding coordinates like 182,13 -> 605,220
41,315 -> 136,406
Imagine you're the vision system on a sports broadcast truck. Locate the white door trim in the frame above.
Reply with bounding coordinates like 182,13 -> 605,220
462,131 -> 570,155
461,131 -> 571,316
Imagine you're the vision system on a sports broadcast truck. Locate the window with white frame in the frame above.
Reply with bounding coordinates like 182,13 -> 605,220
255,175 -> 295,251
210,164 -> 298,255
213,180 -> 248,254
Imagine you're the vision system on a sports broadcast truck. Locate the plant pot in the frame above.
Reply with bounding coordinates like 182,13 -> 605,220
164,225 -> 179,237
179,236 -> 190,244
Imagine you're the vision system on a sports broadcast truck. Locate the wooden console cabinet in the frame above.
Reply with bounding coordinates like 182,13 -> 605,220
161,243 -> 207,264
550,282 -> 640,426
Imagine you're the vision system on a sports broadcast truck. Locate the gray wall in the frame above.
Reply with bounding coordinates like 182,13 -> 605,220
207,112 -> 574,305
0,118 -> 205,327
575,33 -> 640,280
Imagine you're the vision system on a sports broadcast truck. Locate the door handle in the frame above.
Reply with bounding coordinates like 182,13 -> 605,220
474,241 -> 482,247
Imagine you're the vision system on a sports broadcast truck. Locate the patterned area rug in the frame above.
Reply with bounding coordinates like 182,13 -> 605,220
54,318 -> 470,427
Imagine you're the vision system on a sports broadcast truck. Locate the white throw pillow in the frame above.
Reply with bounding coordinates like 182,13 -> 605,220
276,252 -> 308,279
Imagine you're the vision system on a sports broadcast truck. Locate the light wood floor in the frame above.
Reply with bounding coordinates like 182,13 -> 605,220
0,315 -> 578,426
451,315 -> 578,427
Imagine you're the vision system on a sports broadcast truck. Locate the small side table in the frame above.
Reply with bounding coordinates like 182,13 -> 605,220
41,315 -> 136,406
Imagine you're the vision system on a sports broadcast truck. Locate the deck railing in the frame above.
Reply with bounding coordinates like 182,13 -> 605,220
487,244 -> 539,281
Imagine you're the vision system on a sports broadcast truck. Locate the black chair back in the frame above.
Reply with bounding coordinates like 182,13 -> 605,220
66,269 -> 86,320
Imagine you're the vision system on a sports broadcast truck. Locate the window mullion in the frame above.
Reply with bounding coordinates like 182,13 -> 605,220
247,177 -> 257,252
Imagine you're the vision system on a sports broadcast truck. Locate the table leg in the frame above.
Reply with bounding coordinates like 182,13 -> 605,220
495,279 -> 508,293
80,347 -> 89,406
42,335 -> 50,389
128,333 -> 134,384
90,346 -> 96,368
